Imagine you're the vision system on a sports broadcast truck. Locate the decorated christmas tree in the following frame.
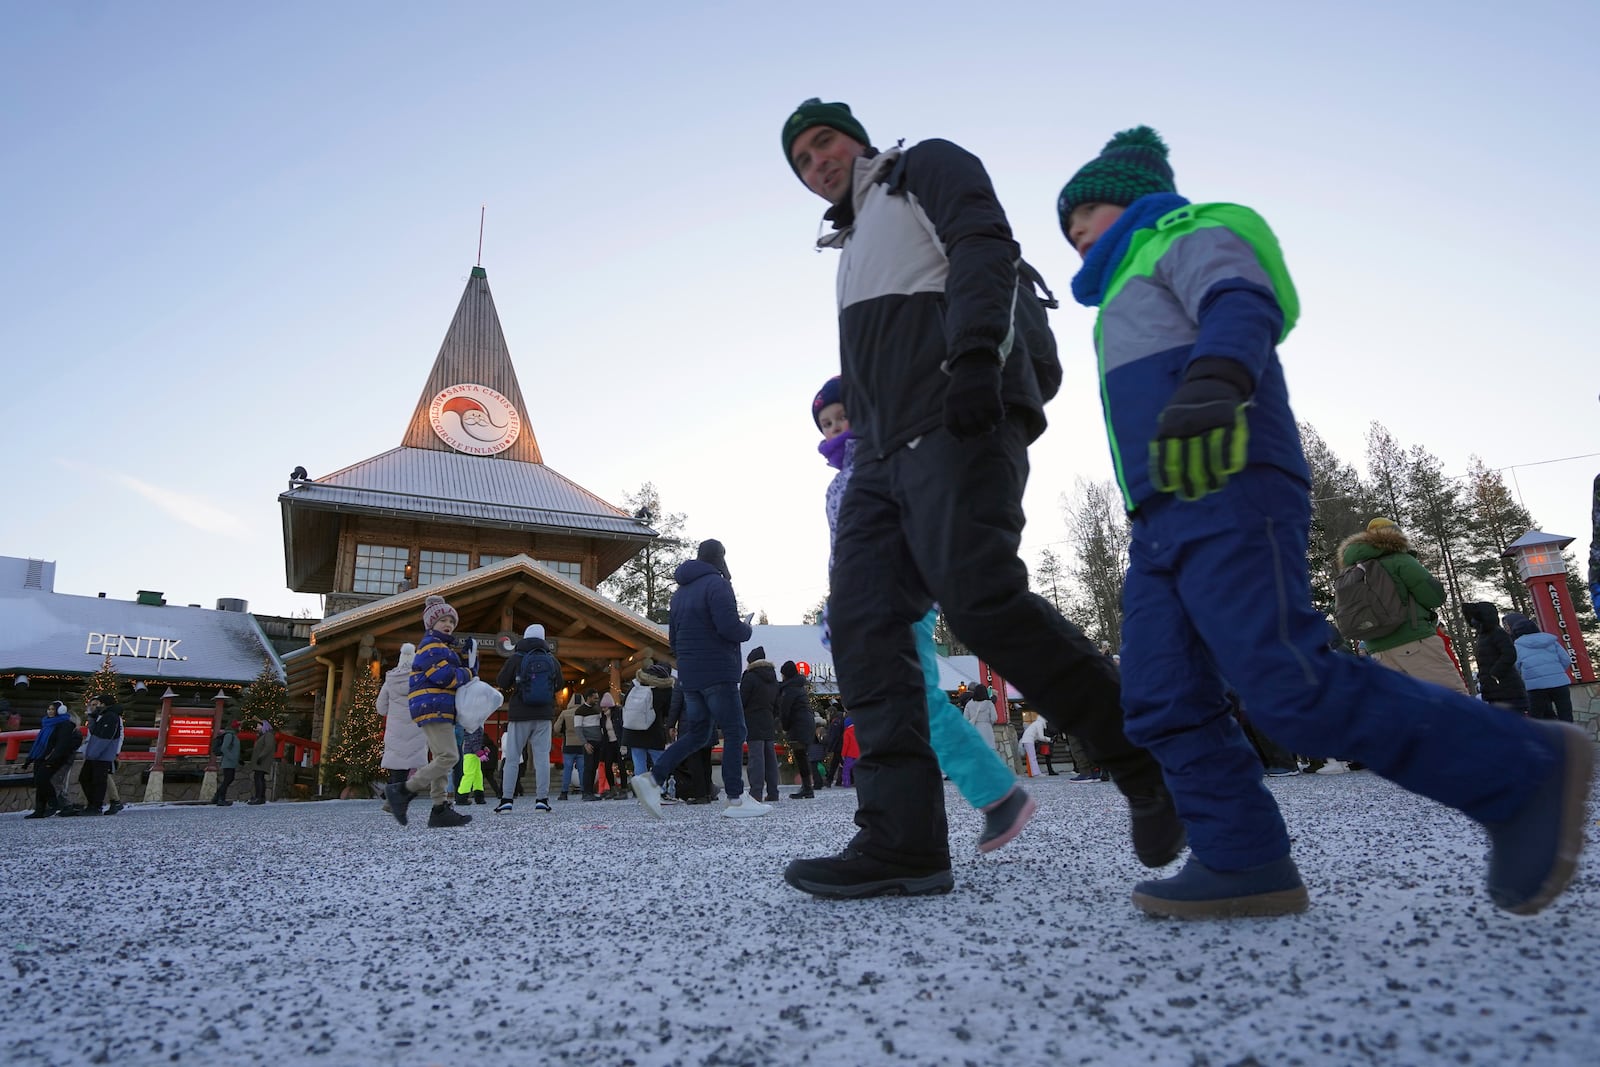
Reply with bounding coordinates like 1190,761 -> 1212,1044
78,654 -> 129,712
322,662 -> 384,794
237,659 -> 288,733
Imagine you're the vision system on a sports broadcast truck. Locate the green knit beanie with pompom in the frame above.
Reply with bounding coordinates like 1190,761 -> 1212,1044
1056,126 -> 1177,224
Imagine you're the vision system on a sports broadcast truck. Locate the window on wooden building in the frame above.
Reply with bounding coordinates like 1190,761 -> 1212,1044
354,544 -> 408,594
539,559 -> 583,584
479,553 -> 514,568
418,550 -> 470,587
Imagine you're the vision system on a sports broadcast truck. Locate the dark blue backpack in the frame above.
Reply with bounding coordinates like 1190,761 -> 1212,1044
515,649 -> 559,706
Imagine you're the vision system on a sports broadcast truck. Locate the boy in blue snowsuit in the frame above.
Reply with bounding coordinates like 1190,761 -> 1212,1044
1058,126 -> 1593,918
810,376 -> 1035,854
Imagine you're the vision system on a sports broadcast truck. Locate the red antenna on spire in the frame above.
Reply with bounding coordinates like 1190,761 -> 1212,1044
476,204 -> 485,267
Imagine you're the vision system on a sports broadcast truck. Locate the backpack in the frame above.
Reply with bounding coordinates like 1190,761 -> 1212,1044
211,732 -> 225,756
621,683 -> 655,731
1016,260 -> 1063,403
1333,559 -> 1416,641
90,710 -> 120,741
515,649 -> 559,706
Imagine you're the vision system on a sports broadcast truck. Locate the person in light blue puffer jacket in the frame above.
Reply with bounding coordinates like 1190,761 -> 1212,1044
1503,613 -> 1575,723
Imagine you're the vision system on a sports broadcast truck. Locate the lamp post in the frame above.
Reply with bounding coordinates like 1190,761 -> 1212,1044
1503,530 -> 1595,683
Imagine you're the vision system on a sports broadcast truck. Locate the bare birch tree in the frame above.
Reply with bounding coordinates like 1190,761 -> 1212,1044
1061,479 -> 1130,650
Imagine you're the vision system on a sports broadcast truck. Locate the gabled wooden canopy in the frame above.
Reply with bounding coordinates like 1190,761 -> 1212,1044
283,556 -> 669,703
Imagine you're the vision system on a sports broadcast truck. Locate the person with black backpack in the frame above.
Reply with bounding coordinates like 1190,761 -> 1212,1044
778,100 -> 1179,899
1336,518 -> 1467,695
493,623 -> 562,813
63,694 -> 120,816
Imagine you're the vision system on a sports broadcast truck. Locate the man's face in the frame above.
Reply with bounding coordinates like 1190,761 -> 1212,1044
790,125 -> 866,206
817,402 -> 850,439
1066,202 -> 1126,258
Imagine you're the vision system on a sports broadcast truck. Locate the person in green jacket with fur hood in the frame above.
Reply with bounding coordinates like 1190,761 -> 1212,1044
1338,517 -> 1467,694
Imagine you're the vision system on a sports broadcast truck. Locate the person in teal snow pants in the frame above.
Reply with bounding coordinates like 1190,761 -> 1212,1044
812,375 -> 1035,852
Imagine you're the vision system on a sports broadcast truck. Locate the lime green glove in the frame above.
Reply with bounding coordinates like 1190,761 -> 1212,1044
1148,359 -> 1252,501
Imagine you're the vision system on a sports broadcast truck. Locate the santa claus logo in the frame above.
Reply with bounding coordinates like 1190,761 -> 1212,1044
428,384 -> 521,455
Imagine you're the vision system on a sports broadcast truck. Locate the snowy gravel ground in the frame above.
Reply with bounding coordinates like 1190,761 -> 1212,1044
5,767 -> 1598,1067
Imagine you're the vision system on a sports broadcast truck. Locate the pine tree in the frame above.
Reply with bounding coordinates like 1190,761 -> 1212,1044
322,662 -> 384,793
1301,421 -> 1380,615
1034,548 -> 1068,613
237,659 -> 288,733
1461,457 -> 1535,613
601,482 -> 694,623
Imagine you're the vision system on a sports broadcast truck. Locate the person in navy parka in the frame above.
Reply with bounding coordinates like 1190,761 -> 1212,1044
630,540 -> 766,819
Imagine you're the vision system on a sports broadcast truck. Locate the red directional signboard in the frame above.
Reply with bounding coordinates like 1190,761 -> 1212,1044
167,716 -> 214,757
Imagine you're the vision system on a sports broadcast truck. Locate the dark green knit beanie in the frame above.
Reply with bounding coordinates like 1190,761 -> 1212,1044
1056,126 -> 1176,229
782,98 -> 870,177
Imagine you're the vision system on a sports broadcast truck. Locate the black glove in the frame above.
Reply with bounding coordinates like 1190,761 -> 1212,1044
1149,358 -> 1253,501
942,353 -> 1004,440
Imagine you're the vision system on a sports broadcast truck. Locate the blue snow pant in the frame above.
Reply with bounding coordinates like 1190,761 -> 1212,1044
1121,466 -> 1560,871
648,681 -> 749,801
915,610 -> 1014,811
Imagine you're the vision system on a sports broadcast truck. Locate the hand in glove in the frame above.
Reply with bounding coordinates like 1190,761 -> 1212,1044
1149,358 -> 1253,501
942,353 -> 1004,440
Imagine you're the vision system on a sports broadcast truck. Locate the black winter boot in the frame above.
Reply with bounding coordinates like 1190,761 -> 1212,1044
428,803 -> 472,827
1127,786 -> 1187,868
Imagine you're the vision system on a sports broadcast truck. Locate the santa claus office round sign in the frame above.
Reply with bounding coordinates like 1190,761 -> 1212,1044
428,384 -> 521,456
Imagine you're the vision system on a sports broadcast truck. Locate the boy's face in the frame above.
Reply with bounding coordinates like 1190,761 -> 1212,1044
1066,202 -> 1126,258
817,402 -> 850,439
435,617 -> 457,635
790,125 -> 866,206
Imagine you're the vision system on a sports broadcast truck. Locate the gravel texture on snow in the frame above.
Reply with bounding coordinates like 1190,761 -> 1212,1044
5,769 -> 1597,1066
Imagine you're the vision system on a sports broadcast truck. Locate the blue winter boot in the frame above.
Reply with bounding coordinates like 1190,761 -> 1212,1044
1132,854 -> 1309,918
1484,721 -> 1595,916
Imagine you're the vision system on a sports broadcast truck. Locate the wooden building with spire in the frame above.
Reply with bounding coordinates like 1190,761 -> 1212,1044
279,266 -> 667,750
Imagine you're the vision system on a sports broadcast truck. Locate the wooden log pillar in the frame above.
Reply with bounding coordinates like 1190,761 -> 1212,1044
143,688 -> 176,803
198,690 -> 227,802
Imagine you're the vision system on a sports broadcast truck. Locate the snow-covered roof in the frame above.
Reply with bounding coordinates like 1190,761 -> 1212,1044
0,587 -> 281,683
740,625 -> 993,696
281,446 -> 647,538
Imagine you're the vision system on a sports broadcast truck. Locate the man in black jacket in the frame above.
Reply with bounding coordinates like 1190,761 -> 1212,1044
780,99 -> 1181,898
494,623 -> 561,813
740,647 -> 781,803
776,661 -> 817,799
1464,603 -> 1529,713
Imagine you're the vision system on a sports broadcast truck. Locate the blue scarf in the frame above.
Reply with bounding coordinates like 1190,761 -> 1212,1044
1071,193 -> 1190,308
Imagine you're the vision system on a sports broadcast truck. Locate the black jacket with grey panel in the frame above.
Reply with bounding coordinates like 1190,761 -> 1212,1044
816,140 -> 1060,457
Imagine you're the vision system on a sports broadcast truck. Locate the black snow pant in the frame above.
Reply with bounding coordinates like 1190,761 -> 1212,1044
214,767 -> 237,803
80,760 -> 112,811
32,763 -> 59,813
830,416 -> 1166,868
1066,733 -> 1098,775
786,729 -> 815,793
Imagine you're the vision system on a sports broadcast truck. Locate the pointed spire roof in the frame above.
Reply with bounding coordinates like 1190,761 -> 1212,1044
401,266 -> 542,463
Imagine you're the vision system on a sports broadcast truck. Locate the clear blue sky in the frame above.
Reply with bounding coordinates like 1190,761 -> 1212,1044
4,1 -> 1596,622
